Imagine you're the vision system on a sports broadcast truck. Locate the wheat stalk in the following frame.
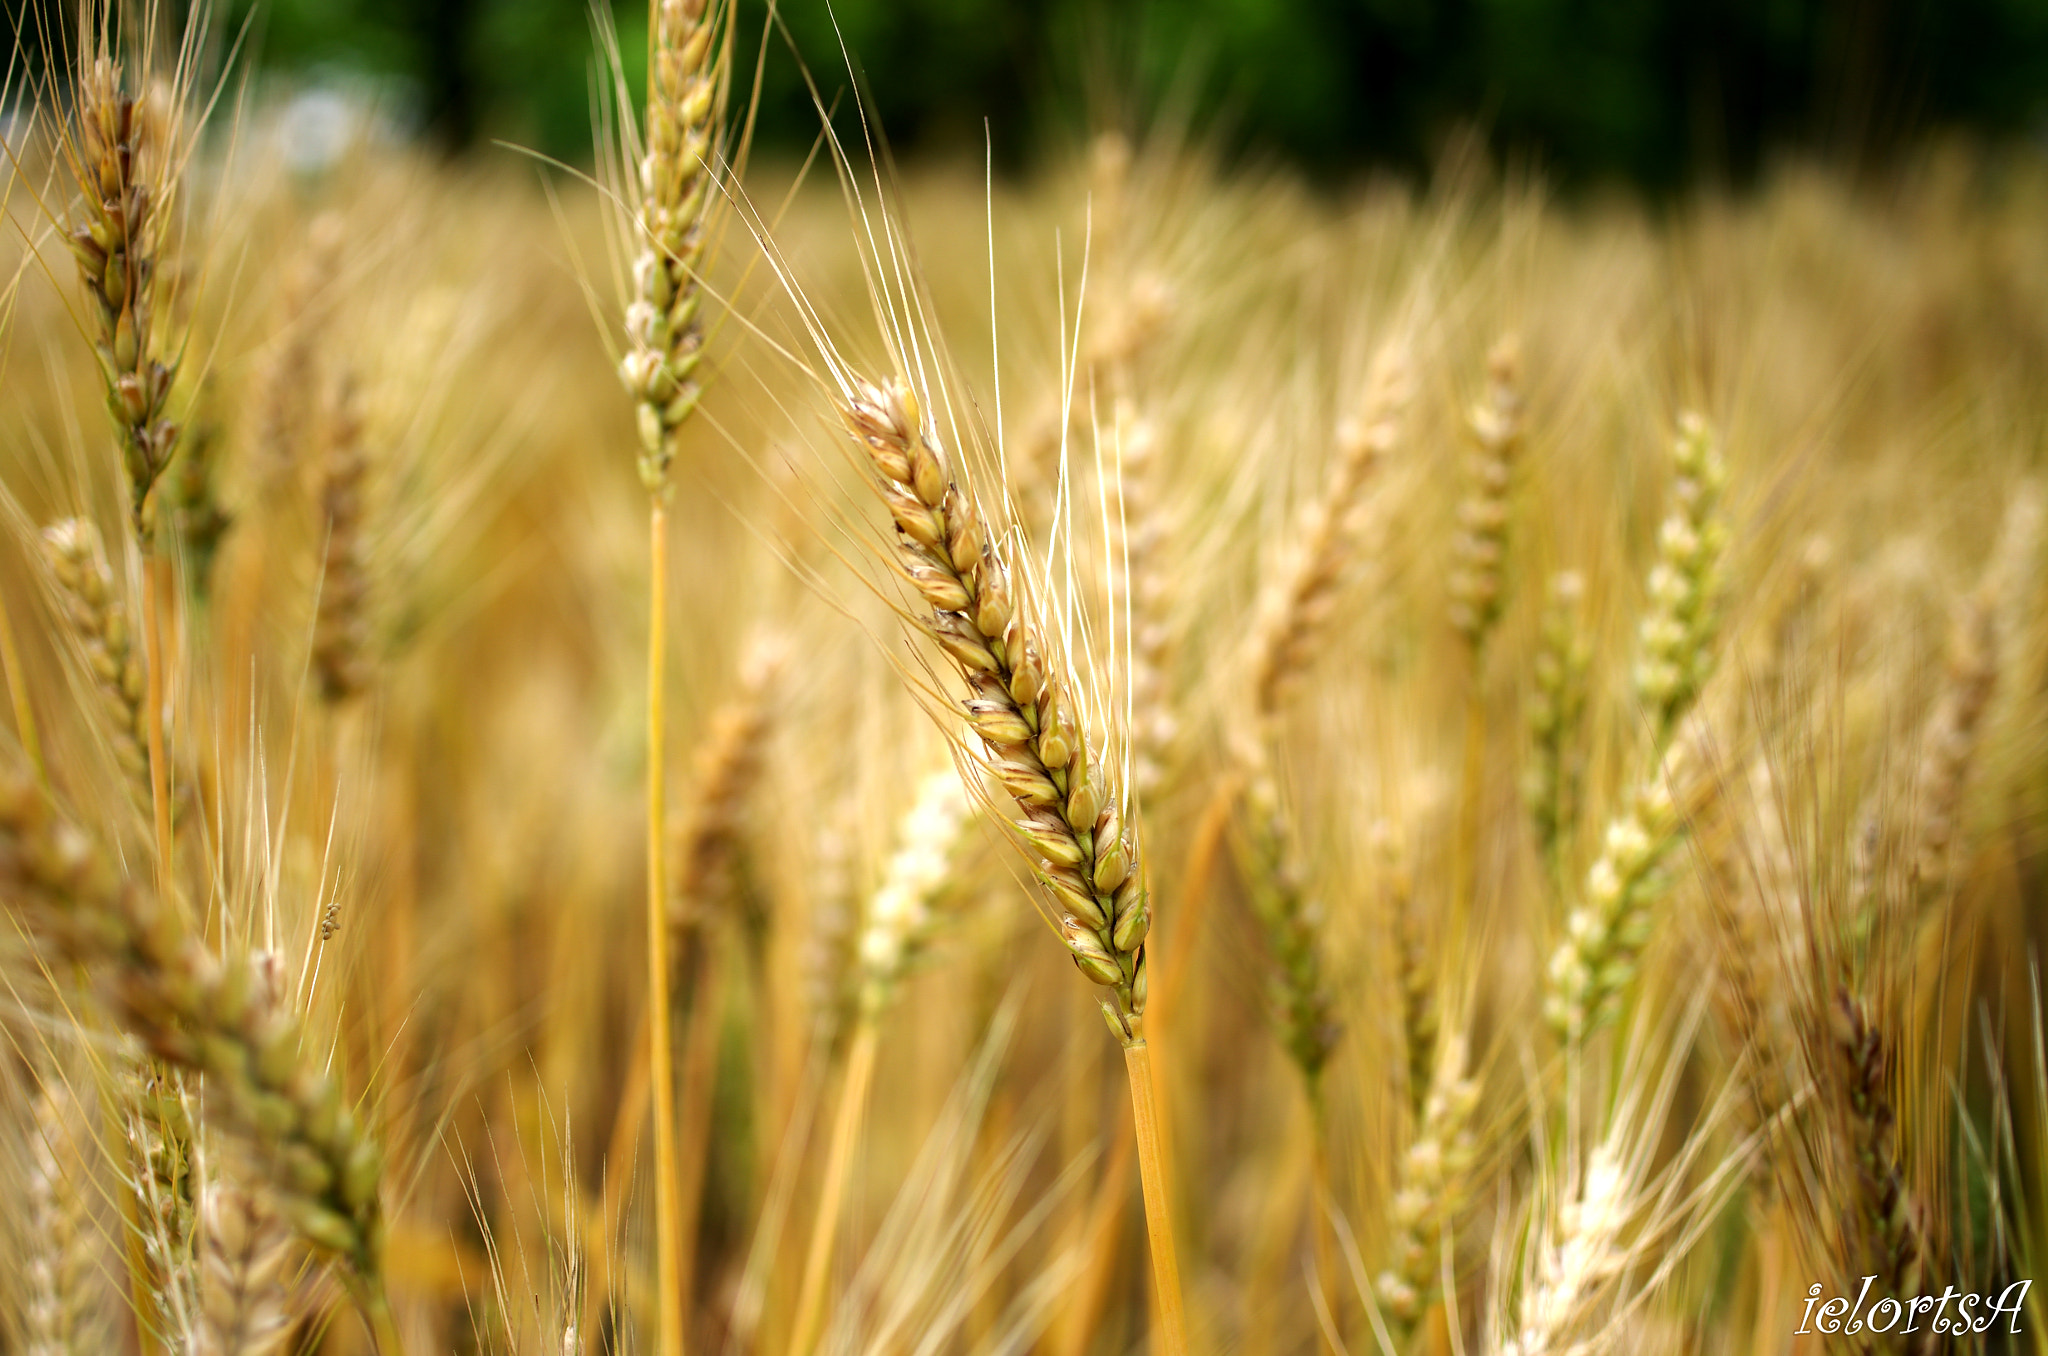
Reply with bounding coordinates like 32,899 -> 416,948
616,3 -> 731,1345
790,766 -> 974,1355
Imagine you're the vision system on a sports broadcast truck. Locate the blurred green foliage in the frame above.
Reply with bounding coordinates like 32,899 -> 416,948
213,0 -> 2048,186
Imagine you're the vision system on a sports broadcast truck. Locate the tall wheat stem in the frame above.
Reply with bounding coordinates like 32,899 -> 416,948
789,1017 -> 879,1356
673,943 -> 729,1328
1308,1083 -> 1339,1351
646,501 -> 685,1356
1125,1040 -> 1188,1355
1451,689 -> 1485,976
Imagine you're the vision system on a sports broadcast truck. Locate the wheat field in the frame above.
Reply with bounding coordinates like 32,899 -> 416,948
1,4 -> 2047,1355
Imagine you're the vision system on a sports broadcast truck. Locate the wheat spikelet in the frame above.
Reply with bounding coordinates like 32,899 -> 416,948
25,1085 -> 104,1356
0,767 -> 388,1284
1249,344 -> 1412,718
194,1178 -> 294,1356
313,375 -> 372,703
1448,336 -> 1524,649
40,518 -> 149,788
619,0 -> 729,496
839,377 -> 1152,1043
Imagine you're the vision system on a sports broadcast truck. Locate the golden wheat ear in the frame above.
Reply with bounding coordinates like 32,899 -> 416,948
0,765 -> 401,1350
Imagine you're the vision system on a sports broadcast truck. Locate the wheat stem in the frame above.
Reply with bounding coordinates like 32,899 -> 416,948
789,1016 -> 878,1356
645,501 -> 685,1356
1124,1040 -> 1189,1355
672,939 -> 727,1331
1309,1084 -> 1339,1352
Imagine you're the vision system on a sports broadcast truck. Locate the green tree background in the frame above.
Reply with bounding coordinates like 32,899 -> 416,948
72,0 -> 2048,185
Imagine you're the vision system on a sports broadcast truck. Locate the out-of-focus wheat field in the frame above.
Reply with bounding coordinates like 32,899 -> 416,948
4,6 -> 2048,1356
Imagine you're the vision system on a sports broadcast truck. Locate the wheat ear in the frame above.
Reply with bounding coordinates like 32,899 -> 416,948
1826,988 -> 1929,1330
667,635 -> 783,1332
313,375 -> 372,703
194,1178 -> 295,1356
40,518 -> 149,791
25,1085 -> 105,1356
0,768 -> 400,1349
789,768 -> 974,1356
619,4 -> 729,1346
62,48 -> 187,997
1373,1035 -> 1481,1343
1240,754 -> 1340,1087
1525,569 -> 1590,887
127,1069 -> 200,1343
252,217 -> 342,495
1249,345 -> 1412,718
1544,416 -> 1729,1041
1632,414 -> 1729,745
63,59 -> 182,531
1448,336 -> 1524,649
167,392 -> 231,601
838,376 -> 1185,1351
